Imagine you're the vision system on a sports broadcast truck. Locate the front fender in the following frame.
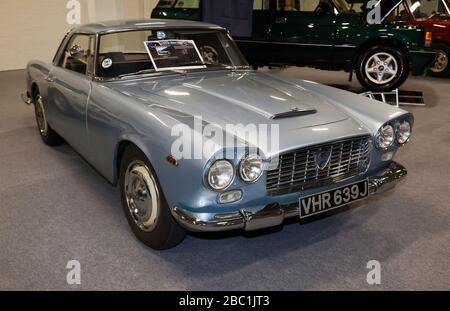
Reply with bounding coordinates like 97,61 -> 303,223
264,74 -> 411,134
26,60 -> 52,101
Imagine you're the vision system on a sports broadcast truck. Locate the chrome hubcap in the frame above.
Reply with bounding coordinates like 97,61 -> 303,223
124,161 -> 159,232
430,49 -> 448,73
365,52 -> 398,85
35,95 -> 48,136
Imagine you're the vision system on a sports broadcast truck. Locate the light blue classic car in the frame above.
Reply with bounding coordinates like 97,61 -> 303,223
23,19 -> 412,249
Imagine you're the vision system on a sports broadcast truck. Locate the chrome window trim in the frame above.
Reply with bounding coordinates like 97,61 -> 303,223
92,27 -> 248,81
54,31 -> 96,79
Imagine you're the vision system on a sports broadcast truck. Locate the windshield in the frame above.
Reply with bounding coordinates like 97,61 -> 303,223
347,0 -> 450,18
97,28 -> 249,79
156,0 -> 200,8
407,0 -> 450,18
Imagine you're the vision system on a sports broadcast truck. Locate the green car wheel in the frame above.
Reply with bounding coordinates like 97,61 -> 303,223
356,45 -> 409,92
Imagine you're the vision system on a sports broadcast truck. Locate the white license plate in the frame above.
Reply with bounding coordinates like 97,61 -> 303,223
299,180 -> 369,219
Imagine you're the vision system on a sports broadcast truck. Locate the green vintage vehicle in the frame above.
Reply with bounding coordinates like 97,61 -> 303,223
152,0 -> 436,92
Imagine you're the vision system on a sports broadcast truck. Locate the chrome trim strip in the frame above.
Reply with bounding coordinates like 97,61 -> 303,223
234,40 -> 356,48
409,50 -> 437,54
272,42 -> 332,47
98,26 -> 224,35
334,44 -> 357,48
172,162 -> 407,232
235,40 -> 270,44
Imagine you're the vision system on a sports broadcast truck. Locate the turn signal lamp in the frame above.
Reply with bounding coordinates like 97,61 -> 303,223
425,32 -> 432,46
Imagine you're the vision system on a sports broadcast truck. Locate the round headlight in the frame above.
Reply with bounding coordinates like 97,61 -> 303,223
397,121 -> 411,144
239,154 -> 263,183
377,124 -> 395,149
207,160 -> 234,191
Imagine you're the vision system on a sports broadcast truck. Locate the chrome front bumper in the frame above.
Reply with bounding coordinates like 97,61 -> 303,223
172,162 -> 407,232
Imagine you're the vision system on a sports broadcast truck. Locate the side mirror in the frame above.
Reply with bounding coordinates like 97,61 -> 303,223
69,44 -> 85,58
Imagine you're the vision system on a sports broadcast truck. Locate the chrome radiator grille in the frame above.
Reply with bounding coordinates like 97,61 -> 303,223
266,135 -> 372,196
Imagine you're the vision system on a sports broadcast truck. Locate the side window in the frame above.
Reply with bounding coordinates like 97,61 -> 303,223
254,0 -> 271,10
59,34 -> 94,75
407,0 -> 437,18
301,0 -> 321,12
276,0 -> 334,12
276,0 -> 301,11
174,0 -> 199,8
156,0 -> 199,8
385,2 -> 410,23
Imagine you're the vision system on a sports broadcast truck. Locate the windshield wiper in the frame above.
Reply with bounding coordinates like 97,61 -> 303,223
115,63 -> 250,80
176,62 -> 251,71
176,60 -> 207,67
117,69 -> 158,79
232,65 -> 252,70
117,68 -> 184,80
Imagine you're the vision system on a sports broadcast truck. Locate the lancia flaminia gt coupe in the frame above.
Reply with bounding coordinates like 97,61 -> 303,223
23,20 -> 412,249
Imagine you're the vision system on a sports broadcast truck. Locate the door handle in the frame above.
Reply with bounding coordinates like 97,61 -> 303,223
275,17 -> 287,24
44,76 -> 54,83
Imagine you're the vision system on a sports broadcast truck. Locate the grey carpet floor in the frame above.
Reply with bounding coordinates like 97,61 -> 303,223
0,68 -> 449,290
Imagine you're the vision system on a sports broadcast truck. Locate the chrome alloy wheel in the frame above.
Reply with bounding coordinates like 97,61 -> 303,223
35,95 -> 48,136
365,52 -> 398,84
430,49 -> 448,73
124,161 -> 160,232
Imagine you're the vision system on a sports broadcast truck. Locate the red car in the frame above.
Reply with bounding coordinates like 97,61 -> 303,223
403,0 -> 450,77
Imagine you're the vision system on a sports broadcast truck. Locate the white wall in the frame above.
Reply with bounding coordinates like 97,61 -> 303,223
0,0 -> 159,71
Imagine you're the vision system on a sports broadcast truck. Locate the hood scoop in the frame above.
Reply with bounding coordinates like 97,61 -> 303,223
271,108 -> 317,119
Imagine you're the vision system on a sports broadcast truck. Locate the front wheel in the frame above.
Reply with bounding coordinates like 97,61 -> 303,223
119,145 -> 186,250
355,46 -> 409,92
428,43 -> 450,77
33,92 -> 63,146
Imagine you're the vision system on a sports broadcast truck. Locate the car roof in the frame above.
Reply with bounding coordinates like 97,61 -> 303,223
73,19 -> 223,34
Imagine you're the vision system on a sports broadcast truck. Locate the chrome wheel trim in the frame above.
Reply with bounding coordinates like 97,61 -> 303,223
124,160 -> 160,232
365,52 -> 398,85
35,95 -> 48,137
430,49 -> 448,73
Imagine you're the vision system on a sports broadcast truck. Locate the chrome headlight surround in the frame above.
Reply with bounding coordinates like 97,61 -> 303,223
205,159 -> 235,191
396,120 -> 412,145
376,124 -> 395,150
239,153 -> 264,183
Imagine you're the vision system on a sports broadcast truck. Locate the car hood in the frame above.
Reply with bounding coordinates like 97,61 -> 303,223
108,70 -> 349,129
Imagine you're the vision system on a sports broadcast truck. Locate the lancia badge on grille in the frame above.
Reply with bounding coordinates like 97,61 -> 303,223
314,147 -> 332,170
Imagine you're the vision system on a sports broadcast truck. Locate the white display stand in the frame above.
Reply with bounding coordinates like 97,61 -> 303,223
360,89 -> 426,107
